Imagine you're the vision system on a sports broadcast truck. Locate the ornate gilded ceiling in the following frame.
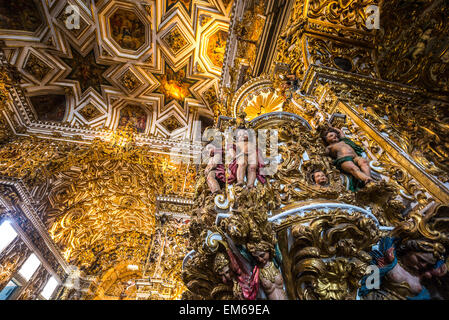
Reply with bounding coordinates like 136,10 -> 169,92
0,134 -> 195,298
0,0 -> 233,145
0,0 -> 229,300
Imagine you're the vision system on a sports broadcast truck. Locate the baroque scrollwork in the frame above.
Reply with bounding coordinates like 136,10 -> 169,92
284,208 -> 379,300
184,61 -> 449,300
375,0 -> 449,96
183,109 -> 424,300
0,133 -> 195,298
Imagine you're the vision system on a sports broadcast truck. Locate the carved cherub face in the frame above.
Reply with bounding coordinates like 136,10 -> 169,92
325,131 -> 340,144
218,265 -> 234,284
253,250 -> 270,267
313,171 -> 328,186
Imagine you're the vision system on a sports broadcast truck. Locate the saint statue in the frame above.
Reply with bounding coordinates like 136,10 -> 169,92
246,241 -> 287,300
214,250 -> 260,300
359,237 -> 448,300
204,141 -> 225,194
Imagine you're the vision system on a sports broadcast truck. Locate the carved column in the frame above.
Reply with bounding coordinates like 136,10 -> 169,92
0,237 -> 32,291
16,265 -> 51,300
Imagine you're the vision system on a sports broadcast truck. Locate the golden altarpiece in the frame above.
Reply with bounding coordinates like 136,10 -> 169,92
0,0 -> 448,300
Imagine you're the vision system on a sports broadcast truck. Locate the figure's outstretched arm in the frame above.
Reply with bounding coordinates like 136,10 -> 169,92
358,237 -> 398,298
371,237 -> 396,268
335,127 -> 345,138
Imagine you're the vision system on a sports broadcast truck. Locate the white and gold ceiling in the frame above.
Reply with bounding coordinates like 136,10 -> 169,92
0,0 -> 233,145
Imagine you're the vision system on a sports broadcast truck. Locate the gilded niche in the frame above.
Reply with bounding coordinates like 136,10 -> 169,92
242,91 -> 285,121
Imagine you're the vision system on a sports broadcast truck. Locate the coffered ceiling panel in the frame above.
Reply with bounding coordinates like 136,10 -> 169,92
0,0 -> 233,149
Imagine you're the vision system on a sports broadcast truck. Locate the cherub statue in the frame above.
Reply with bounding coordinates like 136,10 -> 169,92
228,129 -> 266,188
321,126 -> 374,191
359,237 -> 448,300
204,141 -> 226,193
246,241 -> 287,300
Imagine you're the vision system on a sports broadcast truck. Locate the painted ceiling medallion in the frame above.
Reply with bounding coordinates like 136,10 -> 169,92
110,8 -> 147,51
62,48 -> 114,95
207,30 -> 228,68
23,53 -> 52,82
155,64 -> 197,105
118,104 -> 149,133
0,0 -> 43,32
119,69 -> 143,94
79,104 -> 103,122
